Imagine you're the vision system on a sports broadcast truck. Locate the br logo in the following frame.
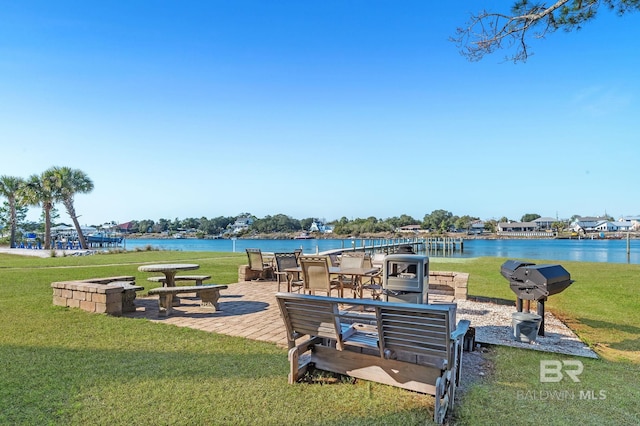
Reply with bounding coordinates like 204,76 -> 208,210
540,360 -> 584,383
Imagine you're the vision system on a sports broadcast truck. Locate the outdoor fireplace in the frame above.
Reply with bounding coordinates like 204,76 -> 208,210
500,260 -> 574,336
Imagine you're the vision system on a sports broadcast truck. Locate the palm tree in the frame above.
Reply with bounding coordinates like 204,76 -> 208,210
0,175 -> 26,248
49,166 -> 94,249
23,171 -> 57,249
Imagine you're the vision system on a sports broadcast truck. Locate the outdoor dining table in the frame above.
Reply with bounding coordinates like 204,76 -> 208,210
284,265 -> 378,297
138,263 -> 200,305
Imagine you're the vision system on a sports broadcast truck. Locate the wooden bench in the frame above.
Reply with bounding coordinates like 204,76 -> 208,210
276,293 -> 470,424
147,284 -> 228,316
147,275 -> 212,286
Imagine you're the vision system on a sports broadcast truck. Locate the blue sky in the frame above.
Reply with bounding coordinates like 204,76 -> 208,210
2,1 -> 639,226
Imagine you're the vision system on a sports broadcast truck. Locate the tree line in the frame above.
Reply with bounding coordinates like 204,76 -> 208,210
2,168 -> 573,246
102,211 -> 567,238
77,211 -> 489,238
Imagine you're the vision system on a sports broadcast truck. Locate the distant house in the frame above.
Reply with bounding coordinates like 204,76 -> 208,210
468,220 -> 485,235
593,221 -> 633,232
619,216 -> 640,225
533,217 -> 556,230
117,221 -> 135,233
309,220 -> 333,234
397,225 -> 422,233
623,217 -> 640,231
229,216 -> 253,234
497,221 -> 538,232
497,220 -> 555,237
570,216 -> 609,234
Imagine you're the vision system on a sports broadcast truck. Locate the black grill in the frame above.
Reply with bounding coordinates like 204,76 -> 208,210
500,260 -> 574,336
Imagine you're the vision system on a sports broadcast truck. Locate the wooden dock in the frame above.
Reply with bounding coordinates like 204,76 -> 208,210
319,237 -> 464,256
424,237 -> 463,255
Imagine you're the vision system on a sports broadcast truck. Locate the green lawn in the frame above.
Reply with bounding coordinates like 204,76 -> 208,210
0,251 -> 638,425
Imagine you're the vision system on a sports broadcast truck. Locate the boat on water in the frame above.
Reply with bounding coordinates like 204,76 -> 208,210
86,233 -> 123,244
293,232 -> 314,240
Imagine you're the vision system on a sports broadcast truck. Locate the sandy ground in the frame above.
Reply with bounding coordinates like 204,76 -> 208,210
0,247 -> 95,258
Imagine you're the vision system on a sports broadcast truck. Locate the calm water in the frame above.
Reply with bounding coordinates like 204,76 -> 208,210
122,237 -> 639,264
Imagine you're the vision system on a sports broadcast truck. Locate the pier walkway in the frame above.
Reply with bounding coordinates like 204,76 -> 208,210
318,237 -> 463,256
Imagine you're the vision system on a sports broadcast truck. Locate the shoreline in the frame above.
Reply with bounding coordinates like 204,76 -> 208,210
123,231 -> 639,241
0,247 -> 94,258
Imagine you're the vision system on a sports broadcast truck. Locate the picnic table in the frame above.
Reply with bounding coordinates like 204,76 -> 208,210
138,263 -> 199,306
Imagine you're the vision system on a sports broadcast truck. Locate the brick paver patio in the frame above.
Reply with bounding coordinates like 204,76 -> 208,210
125,279 -> 294,347
124,278 -> 596,358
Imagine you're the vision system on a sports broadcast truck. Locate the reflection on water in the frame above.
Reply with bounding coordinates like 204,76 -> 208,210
454,238 -> 638,264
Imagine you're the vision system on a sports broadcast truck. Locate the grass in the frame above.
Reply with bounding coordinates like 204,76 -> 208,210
0,251 -> 638,425
455,257 -> 640,363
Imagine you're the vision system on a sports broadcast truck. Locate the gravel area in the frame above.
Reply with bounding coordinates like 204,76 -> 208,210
455,298 -> 597,359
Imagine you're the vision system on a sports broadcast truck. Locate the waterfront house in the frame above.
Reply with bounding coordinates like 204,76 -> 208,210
229,216 -> 253,234
533,217 -> 556,230
469,220 -> 486,235
397,224 -> 422,233
309,220 -> 333,234
593,221 -> 633,232
497,221 -> 538,233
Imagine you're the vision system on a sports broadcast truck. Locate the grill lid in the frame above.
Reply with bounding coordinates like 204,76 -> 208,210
512,264 -> 571,286
501,261 -> 574,300
500,260 -> 535,280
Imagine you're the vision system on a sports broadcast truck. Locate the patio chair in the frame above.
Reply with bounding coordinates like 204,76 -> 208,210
274,252 -> 303,292
246,248 -> 274,281
299,256 -> 341,297
293,249 -> 302,264
327,253 -> 340,267
371,253 -> 386,269
361,255 -> 383,300
335,252 -> 365,297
